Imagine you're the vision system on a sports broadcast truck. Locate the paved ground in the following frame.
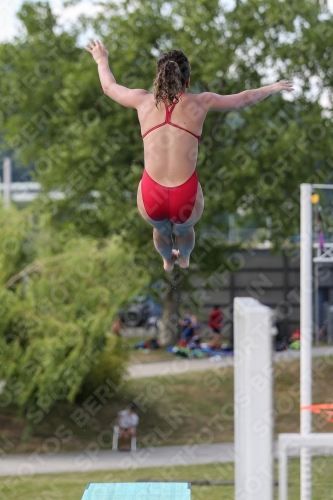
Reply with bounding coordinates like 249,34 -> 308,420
0,443 -> 233,476
2,441 -> 333,477
127,346 -> 333,379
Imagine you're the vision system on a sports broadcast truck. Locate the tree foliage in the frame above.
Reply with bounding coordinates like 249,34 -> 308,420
0,207 -> 149,416
1,0 -> 332,247
1,0 -> 333,346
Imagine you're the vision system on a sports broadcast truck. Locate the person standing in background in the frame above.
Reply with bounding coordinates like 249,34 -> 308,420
209,305 -> 224,345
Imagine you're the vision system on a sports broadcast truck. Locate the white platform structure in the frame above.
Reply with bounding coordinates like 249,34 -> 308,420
234,184 -> 333,500
234,297 -> 274,500
279,183 -> 333,500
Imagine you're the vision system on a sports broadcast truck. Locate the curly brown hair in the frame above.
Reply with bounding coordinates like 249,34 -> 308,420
153,50 -> 191,108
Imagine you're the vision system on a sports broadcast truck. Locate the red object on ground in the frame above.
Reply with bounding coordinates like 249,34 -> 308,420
291,329 -> 301,341
177,340 -> 187,347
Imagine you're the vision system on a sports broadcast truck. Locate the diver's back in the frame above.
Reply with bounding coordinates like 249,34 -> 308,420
138,93 -> 207,187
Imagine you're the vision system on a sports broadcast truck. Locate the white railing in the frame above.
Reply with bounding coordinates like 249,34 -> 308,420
278,433 -> 333,500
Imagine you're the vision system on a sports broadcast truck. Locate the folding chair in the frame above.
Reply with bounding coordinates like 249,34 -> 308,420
112,425 -> 136,451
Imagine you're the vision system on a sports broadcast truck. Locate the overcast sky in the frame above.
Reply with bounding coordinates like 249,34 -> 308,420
0,0 -> 101,42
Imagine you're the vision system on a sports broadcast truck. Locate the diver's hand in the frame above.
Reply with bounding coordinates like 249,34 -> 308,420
271,80 -> 294,94
84,39 -> 109,64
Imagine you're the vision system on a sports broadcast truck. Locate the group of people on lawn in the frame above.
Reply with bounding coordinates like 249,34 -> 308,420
179,305 -> 224,346
112,305 -> 225,346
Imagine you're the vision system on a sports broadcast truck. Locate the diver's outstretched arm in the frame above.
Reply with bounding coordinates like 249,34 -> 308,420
84,39 -> 149,109
199,80 -> 294,112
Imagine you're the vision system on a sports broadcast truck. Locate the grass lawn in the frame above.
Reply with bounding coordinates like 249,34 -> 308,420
0,464 -> 234,500
1,356 -> 333,454
2,458 -> 333,500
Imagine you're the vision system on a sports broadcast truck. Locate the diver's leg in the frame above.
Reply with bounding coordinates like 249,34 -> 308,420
173,228 -> 195,269
173,183 -> 204,268
137,181 -> 176,271
153,228 -> 179,271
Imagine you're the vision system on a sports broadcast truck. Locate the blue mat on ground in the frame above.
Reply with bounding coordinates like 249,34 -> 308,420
166,345 -> 233,358
81,482 -> 191,499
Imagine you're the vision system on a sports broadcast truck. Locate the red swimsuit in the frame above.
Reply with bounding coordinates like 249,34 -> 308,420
141,94 -> 201,224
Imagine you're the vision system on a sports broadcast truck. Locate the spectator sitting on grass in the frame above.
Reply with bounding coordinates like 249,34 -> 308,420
181,314 -> 200,342
179,308 -> 192,340
179,308 -> 191,333
188,314 -> 201,347
117,403 -> 139,450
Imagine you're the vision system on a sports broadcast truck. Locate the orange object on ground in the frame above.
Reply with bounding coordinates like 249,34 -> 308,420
301,404 -> 333,422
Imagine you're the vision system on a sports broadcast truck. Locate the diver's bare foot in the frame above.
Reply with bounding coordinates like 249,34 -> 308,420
163,250 -> 179,271
177,253 -> 190,268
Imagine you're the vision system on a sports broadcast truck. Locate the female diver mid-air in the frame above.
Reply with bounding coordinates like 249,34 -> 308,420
85,40 -> 294,271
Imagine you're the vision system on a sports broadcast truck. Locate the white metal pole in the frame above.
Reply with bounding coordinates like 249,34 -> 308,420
300,183 -> 313,500
3,157 -> 11,209
278,445 -> 288,500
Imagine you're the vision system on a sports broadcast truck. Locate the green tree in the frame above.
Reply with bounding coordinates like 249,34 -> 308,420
0,206 -> 149,417
1,0 -> 333,343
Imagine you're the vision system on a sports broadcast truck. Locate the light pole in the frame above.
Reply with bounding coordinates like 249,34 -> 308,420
3,157 -> 11,209
300,183 -> 313,500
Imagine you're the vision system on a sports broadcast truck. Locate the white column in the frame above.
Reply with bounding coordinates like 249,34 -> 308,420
3,157 -> 11,209
234,297 -> 273,500
300,183 -> 313,500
